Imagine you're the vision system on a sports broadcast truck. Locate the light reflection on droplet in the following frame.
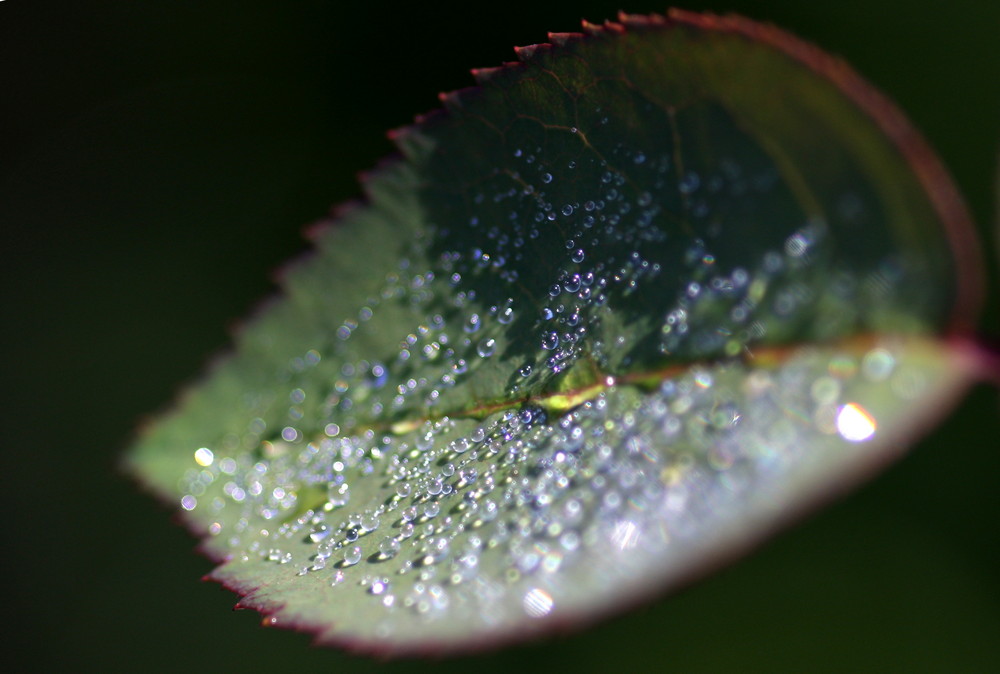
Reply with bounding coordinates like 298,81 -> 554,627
610,519 -> 640,550
194,447 -> 214,467
836,403 -> 876,442
522,587 -> 553,618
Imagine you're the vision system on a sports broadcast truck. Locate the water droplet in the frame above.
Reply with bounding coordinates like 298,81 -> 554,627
497,300 -> 515,324
563,274 -> 582,293
464,314 -> 482,333
379,537 -> 400,558
343,546 -> 362,566
309,525 -> 331,543
679,171 -> 701,194
477,338 -> 496,358
541,332 -> 559,350
361,512 -> 381,532
328,482 -> 350,507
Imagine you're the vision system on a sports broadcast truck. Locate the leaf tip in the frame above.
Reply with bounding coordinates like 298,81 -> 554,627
513,44 -> 544,62
546,32 -> 579,47
470,66 -> 503,84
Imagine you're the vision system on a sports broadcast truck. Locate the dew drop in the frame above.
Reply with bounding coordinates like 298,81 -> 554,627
679,172 -> 701,194
343,546 -> 363,566
328,482 -> 350,507
361,512 -> 381,532
477,338 -> 497,358
379,537 -> 400,558
309,525 -> 331,543
497,300 -> 515,325
464,314 -> 482,333
563,274 -> 582,293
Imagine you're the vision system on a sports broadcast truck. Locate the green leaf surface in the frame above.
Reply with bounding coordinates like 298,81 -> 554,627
126,11 -> 984,654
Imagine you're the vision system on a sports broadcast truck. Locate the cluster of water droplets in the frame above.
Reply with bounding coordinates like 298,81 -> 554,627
449,135 -> 683,375
178,326 -> 931,638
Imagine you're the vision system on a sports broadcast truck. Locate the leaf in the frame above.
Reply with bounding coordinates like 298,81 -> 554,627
126,10 -> 986,654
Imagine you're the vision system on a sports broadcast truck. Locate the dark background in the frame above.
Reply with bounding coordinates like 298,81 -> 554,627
2,1 -> 998,671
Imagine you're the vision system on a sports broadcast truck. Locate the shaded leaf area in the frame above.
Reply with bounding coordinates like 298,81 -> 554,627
127,13 -> 977,653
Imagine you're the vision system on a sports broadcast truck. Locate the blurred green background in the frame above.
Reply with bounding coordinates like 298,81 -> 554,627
2,1 -> 998,671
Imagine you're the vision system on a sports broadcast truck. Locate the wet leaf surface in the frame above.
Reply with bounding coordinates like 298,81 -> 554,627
126,11 -> 983,654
